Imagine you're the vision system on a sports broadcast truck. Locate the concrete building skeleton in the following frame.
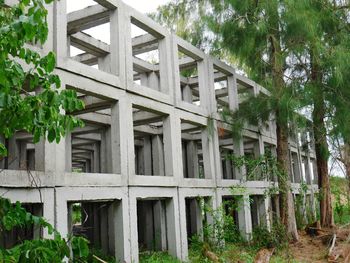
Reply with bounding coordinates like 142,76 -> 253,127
0,0 -> 319,262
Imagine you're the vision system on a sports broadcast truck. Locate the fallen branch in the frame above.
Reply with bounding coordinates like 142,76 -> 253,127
328,234 -> 337,257
93,255 -> 108,263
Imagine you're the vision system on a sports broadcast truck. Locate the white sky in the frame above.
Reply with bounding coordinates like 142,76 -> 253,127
67,0 -> 169,55
67,0 -> 168,15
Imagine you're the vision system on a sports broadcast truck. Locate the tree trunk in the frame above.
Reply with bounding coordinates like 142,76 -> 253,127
269,4 -> 299,238
276,119 -> 299,241
313,103 -> 333,227
311,52 -> 334,228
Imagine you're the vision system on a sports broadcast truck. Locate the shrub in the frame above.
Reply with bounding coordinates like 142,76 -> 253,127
251,223 -> 289,250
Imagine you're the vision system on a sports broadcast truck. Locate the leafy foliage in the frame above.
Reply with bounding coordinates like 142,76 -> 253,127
330,176 -> 350,225
0,197 -> 90,262
251,223 -> 289,250
139,251 -> 181,263
0,0 -> 84,156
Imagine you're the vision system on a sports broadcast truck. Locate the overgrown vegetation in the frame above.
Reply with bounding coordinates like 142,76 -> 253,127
139,251 -> 181,263
0,197 -> 90,262
330,176 -> 350,225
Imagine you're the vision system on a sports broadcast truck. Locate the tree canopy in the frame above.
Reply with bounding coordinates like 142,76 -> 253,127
154,0 -> 350,231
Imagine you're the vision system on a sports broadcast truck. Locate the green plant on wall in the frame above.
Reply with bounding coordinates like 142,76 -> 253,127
294,182 -> 308,229
226,150 -> 284,183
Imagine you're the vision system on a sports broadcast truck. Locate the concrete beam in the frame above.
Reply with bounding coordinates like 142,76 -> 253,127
70,32 -> 110,56
132,34 -> 158,55
67,5 -> 110,34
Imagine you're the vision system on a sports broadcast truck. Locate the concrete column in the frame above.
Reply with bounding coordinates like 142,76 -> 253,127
254,137 -> 265,180
93,143 -> 100,173
310,189 -> 317,220
106,127 -> 113,173
153,200 -> 167,251
223,150 -> 234,179
148,71 -> 160,91
111,200 -> 128,262
165,198 -> 180,258
53,0 -> 67,58
110,102 -> 121,174
93,204 -> 101,249
140,73 -> 148,87
306,154 -> 313,185
228,74 -> 238,111
211,120 -> 222,185
250,196 -> 259,228
235,139 -> 245,180
206,58 -> 217,112
108,202 -> 116,256
98,55 -> 112,73
110,4 -> 126,82
189,199 -> 203,240
303,157 -> 311,184
292,152 -> 301,183
182,141 -> 187,177
85,159 -> 91,173
237,195 -> 252,240
100,204 -> 109,254
182,85 -> 193,103
90,151 -> 95,173
141,201 -> 154,250
197,59 -> 208,108
19,141 -> 27,170
65,132 -> 72,172
170,35 -> 183,103
100,129 -> 109,173
202,128 -> 215,179
258,197 -> 271,230
27,147 -> 35,171
186,141 -> 199,178
163,115 -> 176,177
158,36 -> 172,95
8,136 -> 19,170
143,136 -> 152,175
152,135 -> 165,176
67,203 -> 74,239
32,204 -> 43,239
136,145 -> 144,175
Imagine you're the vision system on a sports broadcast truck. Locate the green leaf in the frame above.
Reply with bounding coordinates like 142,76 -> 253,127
47,128 -> 56,142
45,52 -> 56,73
71,237 -> 89,259
0,143 -> 7,157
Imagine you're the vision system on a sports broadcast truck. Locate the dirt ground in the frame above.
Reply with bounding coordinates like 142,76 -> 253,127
287,228 -> 350,263
289,231 -> 330,262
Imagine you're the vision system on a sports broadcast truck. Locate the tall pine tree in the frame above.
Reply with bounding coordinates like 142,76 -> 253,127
154,0 -> 350,233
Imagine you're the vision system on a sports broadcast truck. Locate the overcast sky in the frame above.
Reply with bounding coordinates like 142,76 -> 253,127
67,0 -> 169,14
68,0 -> 169,54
